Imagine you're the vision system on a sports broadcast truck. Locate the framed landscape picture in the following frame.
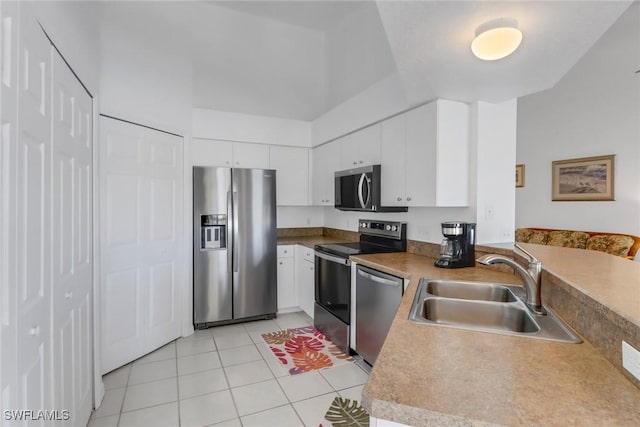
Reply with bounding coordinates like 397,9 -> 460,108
515,164 -> 525,188
552,155 -> 615,201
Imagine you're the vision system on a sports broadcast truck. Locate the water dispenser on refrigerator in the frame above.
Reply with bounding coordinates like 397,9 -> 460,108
201,214 -> 226,250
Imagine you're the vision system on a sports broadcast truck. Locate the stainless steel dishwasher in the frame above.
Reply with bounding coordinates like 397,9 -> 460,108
355,264 -> 404,366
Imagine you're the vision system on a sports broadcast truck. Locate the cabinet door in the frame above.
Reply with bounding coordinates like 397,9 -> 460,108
270,146 -> 309,206
233,142 -> 270,169
277,257 -> 296,311
312,141 -> 340,206
355,122 -> 381,167
341,124 -> 381,169
299,260 -> 315,318
295,245 -> 315,319
191,138 -> 233,167
380,114 -> 406,206
405,102 -> 437,206
435,100 -> 469,206
340,133 -> 360,169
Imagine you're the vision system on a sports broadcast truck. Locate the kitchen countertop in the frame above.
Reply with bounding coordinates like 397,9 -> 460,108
276,236 -> 347,249
352,246 -> 640,426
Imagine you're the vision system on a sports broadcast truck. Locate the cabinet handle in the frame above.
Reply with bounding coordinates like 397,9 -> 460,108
279,261 -> 283,265
310,267 -> 314,271
65,291 -> 73,299
284,250 -> 287,254
352,161 -> 357,165
407,197 -> 412,202
397,197 -> 402,202
235,161 -> 240,165
226,161 -> 230,165
29,326 -> 40,336
359,160 -> 363,164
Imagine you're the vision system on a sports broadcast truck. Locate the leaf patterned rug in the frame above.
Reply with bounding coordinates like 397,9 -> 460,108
261,326 -> 354,375
321,397 -> 370,427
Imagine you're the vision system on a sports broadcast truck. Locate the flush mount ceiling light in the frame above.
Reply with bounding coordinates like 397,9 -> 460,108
471,18 -> 522,61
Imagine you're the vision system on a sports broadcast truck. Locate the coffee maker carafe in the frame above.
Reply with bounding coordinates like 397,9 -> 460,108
434,222 -> 476,268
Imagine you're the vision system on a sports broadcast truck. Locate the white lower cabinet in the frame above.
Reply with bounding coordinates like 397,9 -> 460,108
295,245 -> 315,319
277,245 -> 297,312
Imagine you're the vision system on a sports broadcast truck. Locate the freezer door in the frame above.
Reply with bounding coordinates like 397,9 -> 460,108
193,167 -> 233,324
232,168 -> 277,319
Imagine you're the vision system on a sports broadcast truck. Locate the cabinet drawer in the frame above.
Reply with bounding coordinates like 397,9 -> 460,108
302,247 -> 315,262
277,245 -> 294,258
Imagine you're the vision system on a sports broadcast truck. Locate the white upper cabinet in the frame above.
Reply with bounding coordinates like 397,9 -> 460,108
269,145 -> 309,206
312,141 -> 341,206
233,141 -> 270,169
191,138 -> 233,167
380,99 -> 469,207
380,114 -> 407,206
190,139 -> 271,169
340,123 -> 381,169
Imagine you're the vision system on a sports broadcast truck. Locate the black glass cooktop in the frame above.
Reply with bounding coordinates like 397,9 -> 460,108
315,241 -> 403,258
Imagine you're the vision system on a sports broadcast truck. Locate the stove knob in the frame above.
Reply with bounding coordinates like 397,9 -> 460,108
391,225 -> 397,231
361,222 -> 367,228
386,225 -> 391,231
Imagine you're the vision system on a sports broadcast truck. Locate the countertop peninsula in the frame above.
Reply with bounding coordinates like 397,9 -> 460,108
352,245 -> 640,426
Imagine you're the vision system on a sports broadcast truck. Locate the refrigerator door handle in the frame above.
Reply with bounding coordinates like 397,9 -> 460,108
232,191 -> 239,272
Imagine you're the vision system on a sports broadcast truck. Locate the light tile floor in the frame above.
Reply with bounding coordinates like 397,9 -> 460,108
89,312 -> 369,427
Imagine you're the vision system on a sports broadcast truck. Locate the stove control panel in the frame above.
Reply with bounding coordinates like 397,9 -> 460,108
358,219 -> 405,240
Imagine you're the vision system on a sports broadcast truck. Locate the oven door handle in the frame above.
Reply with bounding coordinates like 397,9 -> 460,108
357,269 -> 400,287
315,251 -> 351,267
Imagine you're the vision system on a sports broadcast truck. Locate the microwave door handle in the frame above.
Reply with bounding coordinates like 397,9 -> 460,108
358,173 -> 367,209
364,176 -> 371,207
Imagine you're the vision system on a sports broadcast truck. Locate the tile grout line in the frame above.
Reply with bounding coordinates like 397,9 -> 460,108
218,341 -> 243,427
174,339 -> 181,427
116,362 -> 133,427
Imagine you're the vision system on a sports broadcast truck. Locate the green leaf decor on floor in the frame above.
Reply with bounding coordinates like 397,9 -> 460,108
324,397 -> 370,427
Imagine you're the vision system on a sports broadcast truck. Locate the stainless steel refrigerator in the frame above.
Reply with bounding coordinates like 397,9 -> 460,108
193,166 -> 277,327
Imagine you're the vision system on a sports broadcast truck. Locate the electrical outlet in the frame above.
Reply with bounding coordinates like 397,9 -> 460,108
622,341 -> 640,381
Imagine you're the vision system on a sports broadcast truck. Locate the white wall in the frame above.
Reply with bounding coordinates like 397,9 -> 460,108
31,0 -> 100,94
99,2 -> 192,135
475,100 -> 518,244
323,207 -> 475,244
277,207 -> 324,228
516,4 -> 640,235
311,73 -> 410,146
190,2 -> 325,121
193,109 -> 311,147
324,3 -> 397,111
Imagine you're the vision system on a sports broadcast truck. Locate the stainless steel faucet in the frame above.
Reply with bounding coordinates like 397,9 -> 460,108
476,243 -> 544,314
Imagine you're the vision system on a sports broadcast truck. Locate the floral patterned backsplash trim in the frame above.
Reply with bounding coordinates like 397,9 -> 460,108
261,326 -> 353,375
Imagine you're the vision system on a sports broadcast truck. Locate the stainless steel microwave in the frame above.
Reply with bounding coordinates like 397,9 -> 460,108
334,165 -> 408,212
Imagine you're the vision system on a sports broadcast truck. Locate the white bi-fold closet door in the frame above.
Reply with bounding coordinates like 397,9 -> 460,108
99,116 -> 183,373
1,2 -> 93,425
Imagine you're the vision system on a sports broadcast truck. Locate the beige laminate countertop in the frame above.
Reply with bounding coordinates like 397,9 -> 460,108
352,247 -> 640,427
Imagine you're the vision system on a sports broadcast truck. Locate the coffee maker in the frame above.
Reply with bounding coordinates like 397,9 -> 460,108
434,222 -> 476,268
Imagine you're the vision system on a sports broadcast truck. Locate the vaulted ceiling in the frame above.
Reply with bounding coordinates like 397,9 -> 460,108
99,1 -> 633,121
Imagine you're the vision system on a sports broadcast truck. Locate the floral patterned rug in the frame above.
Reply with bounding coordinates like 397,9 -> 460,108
320,396 -> 370,427
261,326 -> 354,375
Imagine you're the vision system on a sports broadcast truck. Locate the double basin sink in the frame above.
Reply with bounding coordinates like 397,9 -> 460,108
409,279 -> 581,343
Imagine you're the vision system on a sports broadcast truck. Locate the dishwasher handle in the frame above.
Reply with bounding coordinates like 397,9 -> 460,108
357,268 -> 400,287
315,251 -> 351,267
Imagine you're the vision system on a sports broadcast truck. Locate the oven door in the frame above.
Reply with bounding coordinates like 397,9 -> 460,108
314,250 -> 351,324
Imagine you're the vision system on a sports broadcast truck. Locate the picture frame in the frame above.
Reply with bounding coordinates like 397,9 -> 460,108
552,155 -> 615,201
515,164 -> 525,188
